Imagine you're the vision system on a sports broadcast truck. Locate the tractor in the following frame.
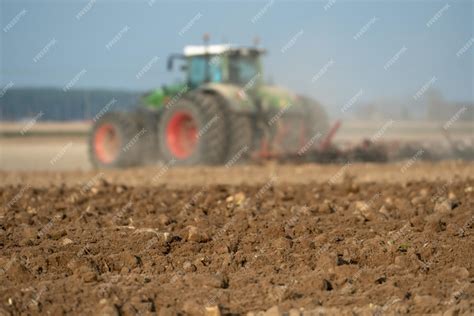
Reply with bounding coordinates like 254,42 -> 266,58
89,43 -> 330,168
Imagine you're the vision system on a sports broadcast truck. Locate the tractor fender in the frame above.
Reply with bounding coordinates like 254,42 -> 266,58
258,85 -> 307,115
198,83 -> 257,114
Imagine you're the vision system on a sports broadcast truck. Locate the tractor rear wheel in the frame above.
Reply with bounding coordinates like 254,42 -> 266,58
225,112 -> 253,165
209,93 -> 253,165
157,92 -> 227,165
89,111 -> 149,168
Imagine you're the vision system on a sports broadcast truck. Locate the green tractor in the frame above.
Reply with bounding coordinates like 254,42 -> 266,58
89,43 -> 330,168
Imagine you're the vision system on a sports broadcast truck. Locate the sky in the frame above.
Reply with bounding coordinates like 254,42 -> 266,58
1,0 -> 473,113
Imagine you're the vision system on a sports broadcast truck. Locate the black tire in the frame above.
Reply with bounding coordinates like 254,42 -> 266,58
273,111 -> 306,154
157,91 -> 227,165
209,93 -> 254,165
89,111 -> 148,169
225,112 -> 253,165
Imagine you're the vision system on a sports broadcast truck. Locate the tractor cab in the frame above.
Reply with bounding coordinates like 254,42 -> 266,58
168,44 -> 265,89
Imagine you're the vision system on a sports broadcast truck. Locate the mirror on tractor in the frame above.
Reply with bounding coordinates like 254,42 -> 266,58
167,53 -> 185,71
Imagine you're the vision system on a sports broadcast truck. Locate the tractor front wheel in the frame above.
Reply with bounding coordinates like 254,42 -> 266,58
89,111 -> 148,168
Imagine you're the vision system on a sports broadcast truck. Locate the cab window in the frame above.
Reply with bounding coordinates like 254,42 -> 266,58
188,56 -> 223,87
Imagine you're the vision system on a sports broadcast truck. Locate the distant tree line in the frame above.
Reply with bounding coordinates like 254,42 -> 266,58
1,87 -> 472,123
0,88 -> 144,121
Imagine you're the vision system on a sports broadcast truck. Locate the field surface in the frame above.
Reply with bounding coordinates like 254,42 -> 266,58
0,162 -> 473,315
1,120 -> 472,171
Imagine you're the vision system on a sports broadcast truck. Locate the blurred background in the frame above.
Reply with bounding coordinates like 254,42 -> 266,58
0,0 -> 472,169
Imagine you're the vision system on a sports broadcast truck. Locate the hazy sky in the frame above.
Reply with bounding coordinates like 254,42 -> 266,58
1,0 -> 473,111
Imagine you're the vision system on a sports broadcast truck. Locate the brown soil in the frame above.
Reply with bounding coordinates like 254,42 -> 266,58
0,163 -> 473,315
1,161 -> 473,187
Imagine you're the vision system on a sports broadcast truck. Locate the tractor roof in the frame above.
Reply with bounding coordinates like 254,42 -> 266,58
183,44 -> 265,57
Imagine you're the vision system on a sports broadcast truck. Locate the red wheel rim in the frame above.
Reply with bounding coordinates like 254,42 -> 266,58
94,124 -> 120,163
166,111 -> 198,159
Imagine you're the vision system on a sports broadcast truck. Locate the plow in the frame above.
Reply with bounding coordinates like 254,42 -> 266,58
89,41 -> 473,168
